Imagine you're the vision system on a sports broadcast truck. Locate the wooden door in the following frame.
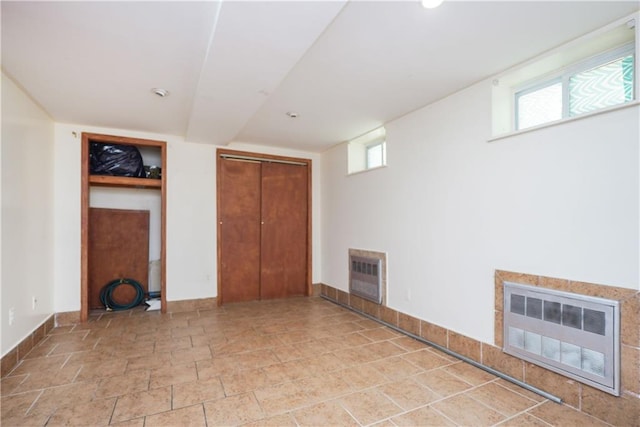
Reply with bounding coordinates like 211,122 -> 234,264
260,162 -> 308,299
219,159 -> 262,303
88,208 -> 149,309
217,150 -> 310,304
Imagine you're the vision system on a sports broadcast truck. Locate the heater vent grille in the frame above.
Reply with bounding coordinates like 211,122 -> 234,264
503,282 -> 620,395
349,255 -> 382,304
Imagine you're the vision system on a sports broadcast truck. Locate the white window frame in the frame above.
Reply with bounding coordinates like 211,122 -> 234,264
514,42 -> 635,131
347,127 -> 387,175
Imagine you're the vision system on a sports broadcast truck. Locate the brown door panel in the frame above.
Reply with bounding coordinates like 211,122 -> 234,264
219,159 -> 261,303
88,208 -> 149,309
260,162 -> 308,299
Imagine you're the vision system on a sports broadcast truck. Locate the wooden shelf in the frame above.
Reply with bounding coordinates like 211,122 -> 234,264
89,175 -> 162,189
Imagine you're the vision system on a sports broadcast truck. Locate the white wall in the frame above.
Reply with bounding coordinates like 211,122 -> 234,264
51,128 -> 323,313
321,80 -> 639,344
1,73 -> 55,356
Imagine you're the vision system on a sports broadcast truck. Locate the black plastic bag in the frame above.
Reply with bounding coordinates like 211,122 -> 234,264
89,143 -> 145,178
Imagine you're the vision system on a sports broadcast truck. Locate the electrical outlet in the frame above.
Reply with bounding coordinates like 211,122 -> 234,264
32,296 -> 38,310
9,307 -> 15,325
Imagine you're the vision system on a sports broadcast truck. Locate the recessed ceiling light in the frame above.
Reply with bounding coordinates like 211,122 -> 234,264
151,88 -> 169,98
421,0 -> 444,9
286,112 -> 299,118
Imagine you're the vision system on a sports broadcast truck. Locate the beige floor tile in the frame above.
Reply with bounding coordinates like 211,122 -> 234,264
303,352 -> 342,376
0,374 -> 28,396
29,379 -> 100,416
23,342 -> 58,359
2,297 -> 615,427
254,381 -> 311,415
13,364 -> 80,393
468,382 -> 539,416
372,355 -> 424,381
95,369 -> 150,399
296,372 -> 353,402
111,386 -> 172,423
359,327 -> 402,342
293,400 -> 359,426
262,359 -> 309,383
149,362 -> 197,389
125,352 -> 171,372
9,354 -> 68,376
232,349 -> 281,371
74,358 -> 128,381
154,336 -> 192,353
220,367 -> 270,396
242,413 -> 298,427
414,367 -> 473,397
443,361 -> 496,386
48,339 -> 99,355
392,405 -> 457,426
402,349 -> 453,371
377,377 -> 440,410
144,404 -> 207,426
391,335 -> 429,351
497,412 -> 553,426
432,394 -> 506,426
203,392 -> 265,425
110,417 -> 145,427
195,355 -> 236,379
495,378 -> 547,402
1,390 -> 43,421
340,389 -> 404,425
172,377 -> 225,409
333,346 -> 379,366
336,364 -> 389,390
46,397 -> 116,426
528,401 -> 610,426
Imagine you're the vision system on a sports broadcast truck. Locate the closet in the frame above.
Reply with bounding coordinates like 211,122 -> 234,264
81,133 -> 166,321
217,149 -> 311,304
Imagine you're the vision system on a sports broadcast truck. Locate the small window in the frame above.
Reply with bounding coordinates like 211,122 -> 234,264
516,80 -> 563,130
366,140 -> 386,169
515,45 -> 635,130
491,14 -> 637,137
348,127 -> 386,174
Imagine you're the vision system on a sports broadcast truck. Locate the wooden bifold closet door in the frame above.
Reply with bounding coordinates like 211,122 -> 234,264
218,151 -> 310,304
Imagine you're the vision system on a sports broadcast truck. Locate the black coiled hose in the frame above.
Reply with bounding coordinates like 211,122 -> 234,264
99,278 -> 145,311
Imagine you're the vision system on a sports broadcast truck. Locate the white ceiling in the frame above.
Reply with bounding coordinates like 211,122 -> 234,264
2,1 -> 638,152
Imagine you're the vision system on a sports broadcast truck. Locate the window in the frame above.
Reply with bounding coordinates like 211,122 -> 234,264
491,14 -> 637,137
348,127 -> 386,174
515,45 -> 635,130
366,140 -> 386,169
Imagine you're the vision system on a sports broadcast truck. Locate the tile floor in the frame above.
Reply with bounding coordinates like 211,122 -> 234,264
1,297 -> 611,426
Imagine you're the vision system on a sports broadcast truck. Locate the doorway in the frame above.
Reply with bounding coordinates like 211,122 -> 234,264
217,149 -> 311,304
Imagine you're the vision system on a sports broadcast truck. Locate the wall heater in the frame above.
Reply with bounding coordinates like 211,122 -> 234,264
349,255 -> 382,304
503,281 -> 620,395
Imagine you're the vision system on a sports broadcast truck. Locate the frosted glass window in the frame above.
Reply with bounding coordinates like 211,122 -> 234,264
511,294 -> 525,315
516,82 -> 562,130
584,308 -> 606,336
582,348 -> 605,377
569,55 -> 634,116
561,342 -> 582,369
562,305 -> 582,330
524,331 -> 542,355
513,44 -> 634,132
509,327 -> 524,349
366,141 -> 386,169
544,300 -> 562,324
542,336 -> 561,361
526,297 -> 543,319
